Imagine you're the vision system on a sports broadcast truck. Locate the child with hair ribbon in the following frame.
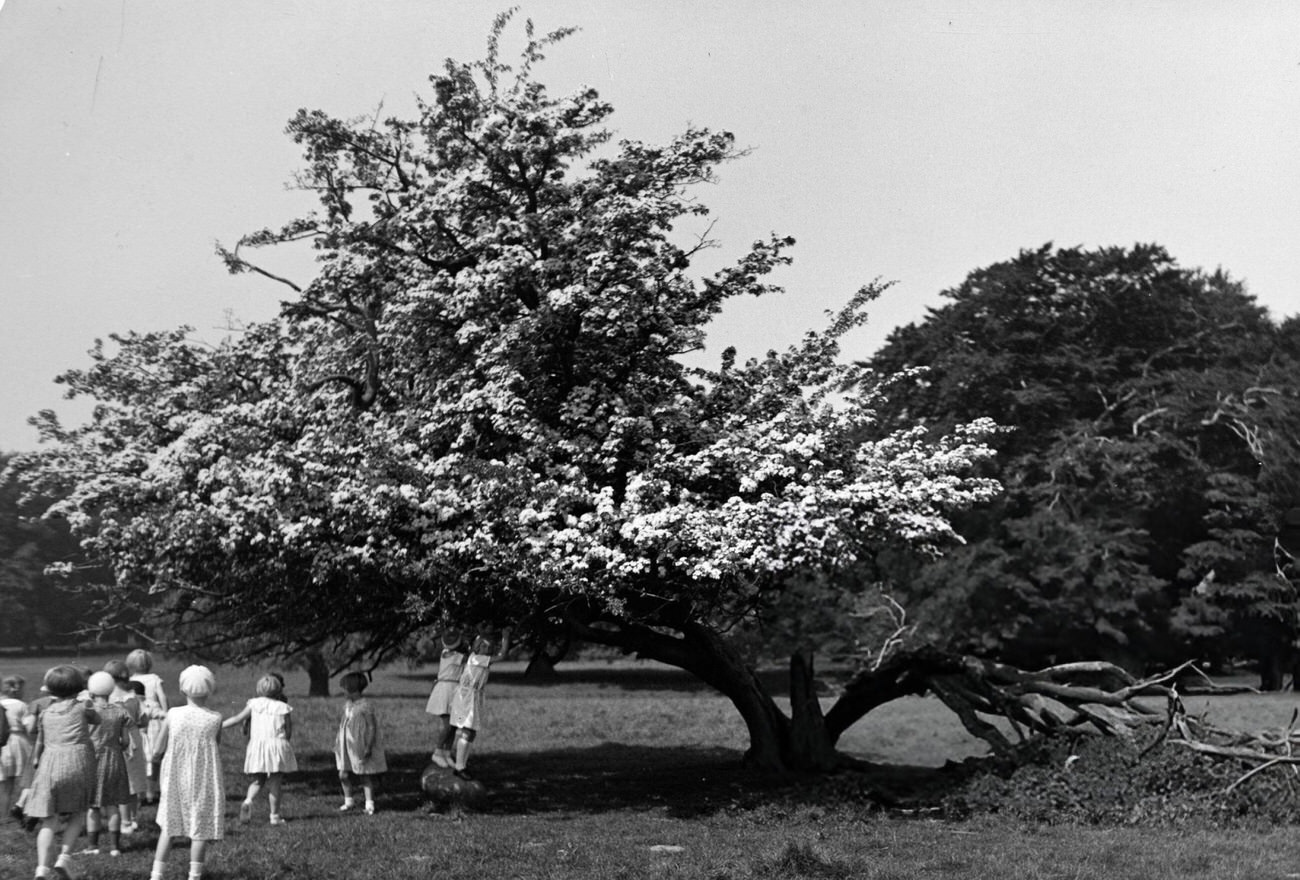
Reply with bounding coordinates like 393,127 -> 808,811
222,673 -> 297,825
151,665 -> 224,880
334,672 -> 386,815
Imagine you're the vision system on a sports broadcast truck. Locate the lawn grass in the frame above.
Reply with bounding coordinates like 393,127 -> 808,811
4,651 -> 1300,879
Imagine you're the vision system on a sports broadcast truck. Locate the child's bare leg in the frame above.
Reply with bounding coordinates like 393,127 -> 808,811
430,715 -> 452,764
361,774 -> 377,813
453,727 -> 476,771
150,833 -> 172,880
188,838 -> 209,879
56,810 -> 85,872
36,818 -> 58,870
339,770 -> 356,809
85,805 -> 102,851
240,774 -> 263,822
266,773 -> 283,820
106,804 -> 122,853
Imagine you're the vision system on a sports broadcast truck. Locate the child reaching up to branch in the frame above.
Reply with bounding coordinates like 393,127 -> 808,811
449,624 -> 511,778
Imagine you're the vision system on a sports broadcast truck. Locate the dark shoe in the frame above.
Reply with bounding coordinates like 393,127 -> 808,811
453,768 -> 475,781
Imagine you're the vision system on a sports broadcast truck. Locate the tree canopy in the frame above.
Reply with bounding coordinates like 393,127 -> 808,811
867,243 -> 1300,684
6,17 -> 998,770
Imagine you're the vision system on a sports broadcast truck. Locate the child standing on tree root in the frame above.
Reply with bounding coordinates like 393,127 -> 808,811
424,629 -> 467,768
334,672 -> 386,815
449,624 -> 511,778
222,674 -> 297,825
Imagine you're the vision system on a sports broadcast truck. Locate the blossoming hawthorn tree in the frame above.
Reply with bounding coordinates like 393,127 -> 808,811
8,16 -> 1000,771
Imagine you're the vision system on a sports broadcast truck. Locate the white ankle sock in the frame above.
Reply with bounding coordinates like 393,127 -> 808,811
151,858 -> 168,880
189,859 -> 205,879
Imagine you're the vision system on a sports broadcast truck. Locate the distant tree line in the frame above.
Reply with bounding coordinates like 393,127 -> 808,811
0,453 -> 98,649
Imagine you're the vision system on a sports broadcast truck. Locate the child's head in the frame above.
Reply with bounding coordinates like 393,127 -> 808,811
256,673 -> 285,699
125,649 -> 153,674
1,674 -> 24,699
339,671 -> 369,696
178,665 -> 217,699
471,621 -> 502,652
43,665 -> 85,699
87,671 -> 116,699
102,659 -> 130,685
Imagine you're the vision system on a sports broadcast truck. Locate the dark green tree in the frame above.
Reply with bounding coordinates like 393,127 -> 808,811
867,243 -> 1299,681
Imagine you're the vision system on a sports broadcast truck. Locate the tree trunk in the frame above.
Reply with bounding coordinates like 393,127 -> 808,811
305,650 -> 331,697
787,650 -> 838,771
567,615 -> 833,772
1259,650 -> 1286,692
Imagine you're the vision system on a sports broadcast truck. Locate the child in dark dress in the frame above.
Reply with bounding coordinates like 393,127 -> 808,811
26,665 -> 98,880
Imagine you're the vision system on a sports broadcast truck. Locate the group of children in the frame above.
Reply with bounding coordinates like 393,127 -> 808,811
1,624 -> 512,880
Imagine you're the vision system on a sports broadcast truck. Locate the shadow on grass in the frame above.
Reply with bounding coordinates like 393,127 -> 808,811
389,664 -> 801,696
287,745 -> 960,820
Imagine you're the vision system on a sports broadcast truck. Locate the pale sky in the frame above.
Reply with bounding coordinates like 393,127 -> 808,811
2,1 -> 1297,452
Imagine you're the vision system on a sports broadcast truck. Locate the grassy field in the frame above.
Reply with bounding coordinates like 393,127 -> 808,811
4,652 -> 1300,879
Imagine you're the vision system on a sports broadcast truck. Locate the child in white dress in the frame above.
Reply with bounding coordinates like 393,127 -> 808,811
333,672 -> 386,815
222,674 -> 296,825
424,629 -> 466,767
0,674 -> 32,822
126,649 -> 169,805
449,625 -> 511,777
151,665 -> 224,880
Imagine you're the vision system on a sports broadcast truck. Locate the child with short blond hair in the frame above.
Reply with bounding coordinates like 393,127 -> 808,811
222,673 -> 297,825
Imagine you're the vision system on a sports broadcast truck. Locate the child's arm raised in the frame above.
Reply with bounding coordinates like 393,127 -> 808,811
493,627 -> 513,662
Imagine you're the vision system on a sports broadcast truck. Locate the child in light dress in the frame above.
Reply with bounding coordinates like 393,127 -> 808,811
1,674 -> 33,821
25,665 -> 99,880
126,648 -> 169,805
334,672 -> 386,815
449,624 -> 511,777
82,670 -> 135,857
222,673 -> 297,825
151,665 -> 225,880
424,629 -> 467,768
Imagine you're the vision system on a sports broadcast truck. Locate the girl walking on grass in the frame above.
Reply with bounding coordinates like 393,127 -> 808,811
222,673 -> 297,826
102,660 -> 151,834
151,665 -> 224,880
1,674 -> 33,822
25,665 -> 98,880
82,671 -> 134,857
334,672 -> 386,815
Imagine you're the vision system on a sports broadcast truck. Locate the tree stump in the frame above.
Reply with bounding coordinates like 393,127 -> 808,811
420,763 -> 487,814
